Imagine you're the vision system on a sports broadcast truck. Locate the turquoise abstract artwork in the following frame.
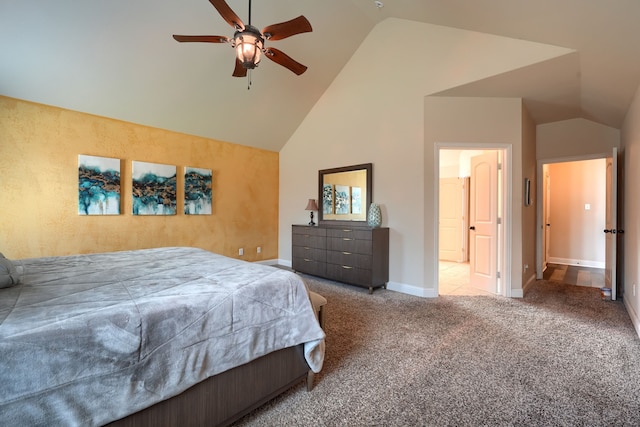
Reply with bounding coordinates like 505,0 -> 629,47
132,161 -> 177,215
78,155 -> 121,215
184,167 -> 212,215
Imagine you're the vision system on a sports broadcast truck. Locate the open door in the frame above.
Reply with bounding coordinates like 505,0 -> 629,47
469,152 -> 498,293
439,177 -> 469,262
604,147 -> 618,300
543,166 -> 551,271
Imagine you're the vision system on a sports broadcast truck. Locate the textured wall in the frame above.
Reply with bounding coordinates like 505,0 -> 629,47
0,96 -> 279,260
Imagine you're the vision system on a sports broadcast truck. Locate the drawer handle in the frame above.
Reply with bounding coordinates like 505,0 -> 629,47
342,237 -> 353,241
341,265 -> 353,269
303,258 -> 312,262
303,234 -> 310,238
342,229 -> 353,232
342,251 -> 352,255
304,246 -> 311,250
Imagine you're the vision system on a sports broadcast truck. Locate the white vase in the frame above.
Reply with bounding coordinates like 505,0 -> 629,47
367,203 -> 382,228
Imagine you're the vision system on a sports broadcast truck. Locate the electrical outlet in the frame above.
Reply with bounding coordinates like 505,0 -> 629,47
257,246 -> 261,254
238,248 -> 244,256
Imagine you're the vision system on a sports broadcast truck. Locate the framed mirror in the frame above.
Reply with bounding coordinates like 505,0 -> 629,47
318,163 -> 372,226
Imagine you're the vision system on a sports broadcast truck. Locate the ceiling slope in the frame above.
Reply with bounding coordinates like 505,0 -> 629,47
1,0 -> 639,151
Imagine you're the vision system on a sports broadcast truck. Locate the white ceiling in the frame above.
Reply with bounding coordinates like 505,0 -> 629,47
2,0 -> 639,151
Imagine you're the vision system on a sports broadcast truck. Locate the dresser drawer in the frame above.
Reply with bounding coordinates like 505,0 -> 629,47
326,228 -> 372,240
326,236 -> 372,255
292,226 -> 326,237
292,257 -> 326,277
326,263 -> 371,286
293,233 -> 325,249
292,226 -> 326,249
326,250 -> 371,270
293,246 -> 326,262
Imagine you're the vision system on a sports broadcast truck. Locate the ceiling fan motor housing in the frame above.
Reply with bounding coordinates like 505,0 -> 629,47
233,25 -> 264,69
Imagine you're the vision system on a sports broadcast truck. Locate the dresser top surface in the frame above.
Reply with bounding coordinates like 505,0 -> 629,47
292,224 -> 388,230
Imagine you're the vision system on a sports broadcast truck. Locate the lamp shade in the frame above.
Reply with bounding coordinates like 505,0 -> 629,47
305,199 -> 319,211
234,26 -> 264,69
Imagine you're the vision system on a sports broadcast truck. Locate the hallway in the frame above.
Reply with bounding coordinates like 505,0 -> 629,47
543,263 -> 605,288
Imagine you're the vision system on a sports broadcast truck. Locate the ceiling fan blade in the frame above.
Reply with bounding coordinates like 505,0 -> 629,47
209,0 -> 245,31
173,35 -> 230,43
233,58 -> 247,77
262,15 -> 312,41
264,48 -> 307,75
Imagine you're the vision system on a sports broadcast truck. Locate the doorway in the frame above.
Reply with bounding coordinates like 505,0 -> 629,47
436,145 -> 510,296
536,156 -> 610,291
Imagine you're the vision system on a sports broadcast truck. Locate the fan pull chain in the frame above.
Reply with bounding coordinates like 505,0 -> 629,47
247,69 -> 252,90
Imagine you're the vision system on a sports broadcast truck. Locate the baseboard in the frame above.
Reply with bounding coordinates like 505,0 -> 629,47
387,281 -> 438,298
518,273 -> 537,298
255,259 -> 280,266
548,257 -> 605,269
624,298 -> 640,339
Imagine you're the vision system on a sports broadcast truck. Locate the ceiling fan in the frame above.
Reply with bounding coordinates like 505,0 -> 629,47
173,0 -> 312,77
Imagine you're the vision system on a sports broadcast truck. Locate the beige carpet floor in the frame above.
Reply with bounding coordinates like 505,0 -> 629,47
233,274 -> 640,426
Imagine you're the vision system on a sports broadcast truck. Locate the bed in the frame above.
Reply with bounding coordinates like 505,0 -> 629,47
0,247 -> 325,426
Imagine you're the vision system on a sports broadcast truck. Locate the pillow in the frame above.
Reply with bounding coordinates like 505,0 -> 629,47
0,252 -> 22,288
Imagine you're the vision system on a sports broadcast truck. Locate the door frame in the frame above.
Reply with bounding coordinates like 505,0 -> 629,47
535,152 -> 611,279
434,142 -> 512,297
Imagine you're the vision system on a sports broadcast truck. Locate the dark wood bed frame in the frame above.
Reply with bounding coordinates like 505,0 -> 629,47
107,344 -> 312,427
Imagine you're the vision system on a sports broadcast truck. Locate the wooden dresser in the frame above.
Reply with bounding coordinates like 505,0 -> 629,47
292,225 -> 389,293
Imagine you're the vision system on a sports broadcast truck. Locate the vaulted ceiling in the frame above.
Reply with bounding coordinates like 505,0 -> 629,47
2,1 -> 639,151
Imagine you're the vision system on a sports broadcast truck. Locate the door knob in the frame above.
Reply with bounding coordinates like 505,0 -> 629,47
469,226 -> 476,230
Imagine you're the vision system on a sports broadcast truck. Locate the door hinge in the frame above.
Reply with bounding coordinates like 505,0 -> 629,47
497,217 -> 502,225
498,163 -> 502,170
496,271 -> 501,279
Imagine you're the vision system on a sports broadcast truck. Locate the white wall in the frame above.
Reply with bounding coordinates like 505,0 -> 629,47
279,18 -> 573,295
621,83 -> 640,337
424,96 -> 525,297
537,118 -> 620,161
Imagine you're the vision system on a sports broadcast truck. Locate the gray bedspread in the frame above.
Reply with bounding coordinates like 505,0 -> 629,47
0,247 -> 325,426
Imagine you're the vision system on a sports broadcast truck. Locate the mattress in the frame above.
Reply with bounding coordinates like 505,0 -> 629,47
0,247 -> 325,426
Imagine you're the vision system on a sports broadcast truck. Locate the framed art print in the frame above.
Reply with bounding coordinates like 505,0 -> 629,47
132,161 -> 177,215
78,155 -> 121,215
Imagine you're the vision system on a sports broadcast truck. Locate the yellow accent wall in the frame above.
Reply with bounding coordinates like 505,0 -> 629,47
0,96 -> 279,260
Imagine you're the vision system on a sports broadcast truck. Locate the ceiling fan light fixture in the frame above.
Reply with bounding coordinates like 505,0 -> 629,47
173,0 -> 312,77
234,26 -> 264,69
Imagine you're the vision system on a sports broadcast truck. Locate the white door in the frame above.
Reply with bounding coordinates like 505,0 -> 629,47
543,167 -> 551,271
439,177 -> 468,262
604,147 -> 618,300
469,152 -> 498,293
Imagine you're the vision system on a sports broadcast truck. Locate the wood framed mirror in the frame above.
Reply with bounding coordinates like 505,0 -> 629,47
318,163 -> 372,227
